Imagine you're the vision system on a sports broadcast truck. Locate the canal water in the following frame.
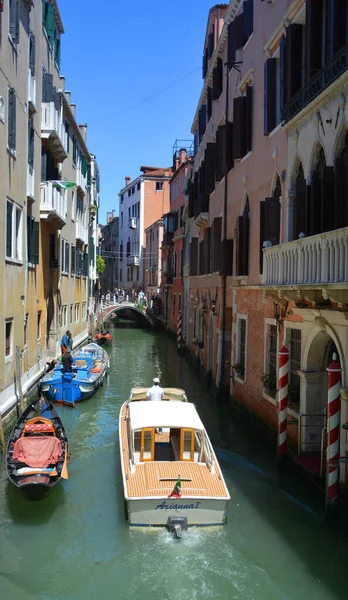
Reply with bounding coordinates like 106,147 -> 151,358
1,326 -> 348,600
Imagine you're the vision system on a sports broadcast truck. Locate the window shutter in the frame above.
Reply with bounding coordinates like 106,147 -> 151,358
199,104 -> 207,138
46,73 -> 53,102
243,0 -> 253,40
221,239 -> 233,276
242,212 -> 250,276
6,202 -> 12,257
212,58 -> 223,101
29,33 -> 35,75
190,238 -> 198,276
235,14 -> 244,50
8,87 -> 16,151
46,2 -> 55,46
295,173 -> 307,239
321,166 -> 334,233
14,0 -> 19,43
41,146 -> 47,182
259,200 -> 265,273
227,20 -> 236,66
207,30 -> 214,59
333,0 -> 348,55
233,96 -> 247,159
202,50 -> 208,79
65,242 -> 70,274
205,143 -> 215,195
211,217 -> 222,272
226,121 -> 234,171
199,241 -> 204,275
305,0 -> 323,82
264,197 -> 280,247
42,70 -> 47,102
203,227 -> 211,274
334,157 -> 348,228
286,24 -> 303,100
28,123 -> 34,166
55,37 -> 61,69
31,220 -> 40,264
264,58 -> 277,135
207,87 -> 212,121
236,216 -> 245,276
71,246 -> 76,274
246,86 -> 253,153
279,35 -> 287,117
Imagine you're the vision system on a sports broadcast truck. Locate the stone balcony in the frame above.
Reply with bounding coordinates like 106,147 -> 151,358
127,255 -> 139,267
40,182 -> 67,229
263,227 -> 348,305
41,102 -> 68,162
76,219 -> 88,244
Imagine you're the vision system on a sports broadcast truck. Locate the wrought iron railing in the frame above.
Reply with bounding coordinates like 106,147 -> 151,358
283,43 -> 348,124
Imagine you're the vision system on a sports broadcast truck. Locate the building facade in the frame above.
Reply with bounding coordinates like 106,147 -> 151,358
144,219 -> 164,299
0,0 -> 96,415
118,167 -> 172,292
99,211 -> 119,293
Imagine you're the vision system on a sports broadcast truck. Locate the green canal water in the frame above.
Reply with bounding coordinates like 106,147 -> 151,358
1,326 -> 348,600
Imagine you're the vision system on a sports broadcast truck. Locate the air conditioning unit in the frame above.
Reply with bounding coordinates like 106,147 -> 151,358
129,217 -> 137,229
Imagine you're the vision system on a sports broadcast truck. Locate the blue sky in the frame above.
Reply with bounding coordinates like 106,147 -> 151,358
59,0 -> 215,221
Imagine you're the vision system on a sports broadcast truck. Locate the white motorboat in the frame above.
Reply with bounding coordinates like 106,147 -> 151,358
119,387 -> 230,536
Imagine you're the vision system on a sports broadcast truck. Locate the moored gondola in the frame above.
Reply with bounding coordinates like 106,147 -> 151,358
94,330 -> 112,345
6,397 -> 69,500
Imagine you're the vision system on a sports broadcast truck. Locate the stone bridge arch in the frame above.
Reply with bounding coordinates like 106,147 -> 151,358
100,303 -> 155,327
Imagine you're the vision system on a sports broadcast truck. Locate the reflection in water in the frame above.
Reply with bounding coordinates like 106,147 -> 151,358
0,326 -> 348,599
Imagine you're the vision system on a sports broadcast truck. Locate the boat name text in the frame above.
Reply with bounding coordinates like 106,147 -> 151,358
155,501 -> 201,511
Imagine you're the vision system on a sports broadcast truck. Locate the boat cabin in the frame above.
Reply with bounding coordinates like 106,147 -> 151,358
128,401 -> 213,465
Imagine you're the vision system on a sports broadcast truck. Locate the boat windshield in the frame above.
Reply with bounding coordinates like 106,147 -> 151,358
132,427 -> 204,464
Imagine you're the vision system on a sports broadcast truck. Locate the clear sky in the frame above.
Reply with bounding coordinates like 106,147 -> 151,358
59,0 -> 216,223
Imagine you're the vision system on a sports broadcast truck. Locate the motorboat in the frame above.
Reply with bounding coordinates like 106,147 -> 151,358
119,387 -> 230,536
6,397 -> 69,500
94,330 -> 112,345
40,342 -> 109,406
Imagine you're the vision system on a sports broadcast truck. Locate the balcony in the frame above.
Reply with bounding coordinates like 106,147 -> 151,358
127,255 -> 139,267
41,102 -> 68,161
263,228 -> 348,304
28,70 -> 36,112
283,43 -> 348,124
163,231 -> 174,246
76,219 -> 88,244
27,164 -> 35,198
40,182 -> 67,228
194,193 -> 209,228
76,166 -> 87,195
129,217 -> 137,229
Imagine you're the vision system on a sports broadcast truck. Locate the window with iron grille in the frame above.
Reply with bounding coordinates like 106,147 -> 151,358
263,325 -> 277,397
289,328 -> 301,408
236,318 -> 247,379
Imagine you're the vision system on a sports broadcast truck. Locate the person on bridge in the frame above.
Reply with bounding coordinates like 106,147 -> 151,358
62,347 -> 73,373
146,378 -> 164,401
61,330 -> 73,355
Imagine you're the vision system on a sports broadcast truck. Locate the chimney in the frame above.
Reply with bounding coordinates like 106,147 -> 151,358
79,123 -> 87,142
175,158 -> 180,170
125,176 -> 131,186
59,76 -> 65,91
180,148 -> 187,164
65,91 -> 71,104
70,103 -> 76,117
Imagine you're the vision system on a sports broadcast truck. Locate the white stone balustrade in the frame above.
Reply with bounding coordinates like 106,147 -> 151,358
76,166 -> 87,191
263,228 -> 348,286
41,102 -> 67,151
40,182 -> 67,227
76,219 -> 88,244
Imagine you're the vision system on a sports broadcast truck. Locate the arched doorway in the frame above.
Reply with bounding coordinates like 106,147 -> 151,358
207,312 -> 214,374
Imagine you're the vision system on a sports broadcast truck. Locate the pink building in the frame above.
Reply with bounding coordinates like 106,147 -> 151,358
144,219 -> 163,299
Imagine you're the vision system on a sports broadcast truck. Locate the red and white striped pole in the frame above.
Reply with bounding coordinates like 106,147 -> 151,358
278,342 -> 289,464
326,353 -> 341,514
177,311 -> 183,351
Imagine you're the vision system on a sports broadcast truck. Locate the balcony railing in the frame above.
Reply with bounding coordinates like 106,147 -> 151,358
283,43 -> 348,124
27,164 -> 34,198
76,219 -> 88,244
127,255 -> 139,266
40,182 -> 67,228
41,102 -> 68,161
163,231 -> 174,245
263,227 -> 348,287
76,166 -> 87,193
28,70 -> 36,110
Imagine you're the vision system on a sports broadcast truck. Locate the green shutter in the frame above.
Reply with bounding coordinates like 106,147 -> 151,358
8,87 -> 16,151
31,220 -> 40,264
45,3 -> 54,46
55,36 -> 61,68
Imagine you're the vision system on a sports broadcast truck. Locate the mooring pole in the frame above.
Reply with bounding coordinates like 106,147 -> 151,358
325,353 -> 341,517
0,412 -> 5,454
177,311 -> 183,352
277,342 -> 289,467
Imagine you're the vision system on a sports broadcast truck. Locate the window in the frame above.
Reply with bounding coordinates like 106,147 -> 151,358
27,217 -> 39,265
8,0 -> 19,45
71,245 -> 76,275
155,181 -> 163,191
28,116 -> 34,167
43,0 -> 54,46
127,268 -> 130,282
264,325 -> 277,397
24,314 -> 29,347
236,198 -> 250,276
60,305 -> 67,328
128,189 -> 131,197
173,294 -> 176,315
137,182 -> 140,191
120,212 -> 123,228
236,317 -> 247,380
120,268 -> 123,282
54,29 -> 61,68
233,86 -> 253,159
132,186 -> 135,195
178,294 -> 182,312
6,199 -> 22,261
5,319 -> 13,358
82,302 -> 86,319
75,303 -> 80,322
37,311 -> 41,340
8,87 -> 16,152
288,328 -> 301,409
70,304 -> 73,325
29,31 -> 35,75
120,194 -> 124,203
61,239 -> 69,274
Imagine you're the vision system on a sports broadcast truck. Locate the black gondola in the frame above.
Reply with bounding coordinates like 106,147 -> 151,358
6,397 -> 69,500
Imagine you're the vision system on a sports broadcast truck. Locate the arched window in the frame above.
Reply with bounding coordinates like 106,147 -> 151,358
334,132 -> 348,228
236,197 -> 250,276
259,180 -> 280,272
294,163 -> 306,239
309,147 -> 334,235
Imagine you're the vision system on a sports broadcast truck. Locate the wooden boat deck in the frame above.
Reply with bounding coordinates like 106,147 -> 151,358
120,403 -> 229,499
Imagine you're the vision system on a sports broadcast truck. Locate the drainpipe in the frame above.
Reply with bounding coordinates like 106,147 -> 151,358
218,61 -> 230,392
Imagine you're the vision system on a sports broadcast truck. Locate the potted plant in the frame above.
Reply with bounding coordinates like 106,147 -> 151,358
262,372 -> 277,396
233,363 -> 245,378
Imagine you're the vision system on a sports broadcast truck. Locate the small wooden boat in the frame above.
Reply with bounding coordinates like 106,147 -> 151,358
94,330 -> 112,345
40,342 -> 109,406
6,397 -> 69,500
119,387 -> 230,536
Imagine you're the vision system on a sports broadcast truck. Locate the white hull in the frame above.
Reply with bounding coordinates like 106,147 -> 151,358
125,497 -> 229,527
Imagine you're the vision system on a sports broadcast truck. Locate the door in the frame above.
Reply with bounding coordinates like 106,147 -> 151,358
180,428 -> 194,461
140,428 -> 155,462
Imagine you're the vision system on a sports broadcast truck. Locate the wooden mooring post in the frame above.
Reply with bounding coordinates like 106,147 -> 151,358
15,345 -> 25,414
0,412 -> 5,454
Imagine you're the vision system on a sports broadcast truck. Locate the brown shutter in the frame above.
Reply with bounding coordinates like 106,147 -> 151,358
205,143 -> 216,195
190,238 -> 198,276
221,239 -> 233,276
199,240 -> 204,275
305,0 -> 323,82
286,24 -> 303,99
199,105 -> 207,137
207,29 -> 214,59
333,0 -> 348,55
243,213 -> 250,276
211,217 -> 222,272
207,86 -> 212,121
260,200 -> 265,273
212,58 -> 223,100
215,127 -> 223,182
233,96 -> 247,159
226,121 -> 234,171
264,197 -> 280,246
236,216 -> 244,276
279,35 -> 287,114
295,174 -> 307,239
264,58 -> 277,135
235,14 -> 244,50
321,166 -> 334,233
220,124 -> 227,177
203,227 -> 211,274
227,20 -> 236,67
202,50 -> 208,79
334,157 -> 348,228
243,0 -> 253,40
246,86 -> 253,153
